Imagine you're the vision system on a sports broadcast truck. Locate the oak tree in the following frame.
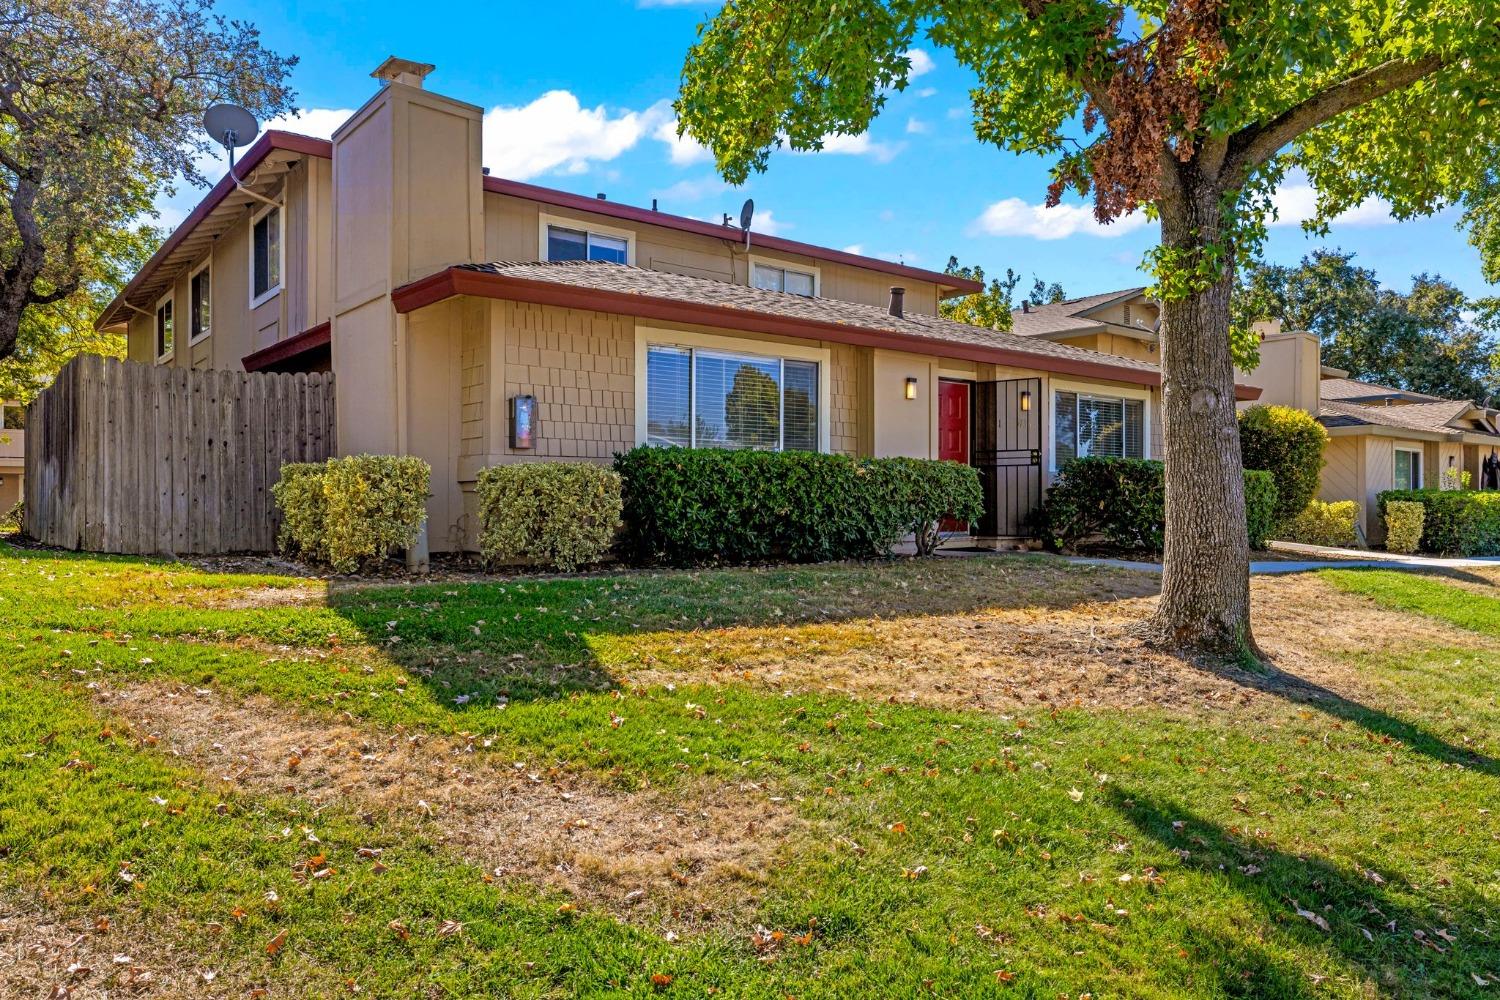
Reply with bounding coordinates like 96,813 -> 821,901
0,0 -> 296,363
676,0 -> 1500,655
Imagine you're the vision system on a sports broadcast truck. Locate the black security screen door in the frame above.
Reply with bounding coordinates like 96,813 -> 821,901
973,378 -> 1043,537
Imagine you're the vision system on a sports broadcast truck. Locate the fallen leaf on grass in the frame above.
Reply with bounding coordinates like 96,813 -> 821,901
265,930 -> 288,956
1293,903 -> 1330,932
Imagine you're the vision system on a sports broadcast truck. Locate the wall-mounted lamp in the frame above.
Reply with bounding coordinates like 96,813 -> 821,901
904,377 -> 918,400
1020,389 -> 1032,412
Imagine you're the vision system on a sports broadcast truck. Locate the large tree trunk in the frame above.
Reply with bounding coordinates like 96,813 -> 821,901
1139,176 -> 1256,658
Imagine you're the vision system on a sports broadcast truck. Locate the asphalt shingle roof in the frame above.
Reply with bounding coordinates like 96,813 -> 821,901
1318,377 -> 1446,403
458,261 -> 1162,376
1318,399 -> 1487,436
1009,287 -> 1148,339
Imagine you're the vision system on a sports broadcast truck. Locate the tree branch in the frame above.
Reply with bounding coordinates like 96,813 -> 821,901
1221,54 -> 1445,186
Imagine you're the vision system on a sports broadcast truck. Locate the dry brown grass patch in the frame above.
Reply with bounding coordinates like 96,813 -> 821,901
92,684 -> 796,932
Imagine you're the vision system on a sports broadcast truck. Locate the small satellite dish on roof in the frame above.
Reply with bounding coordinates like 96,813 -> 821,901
203,103 -> 260,173
738,197 -> 755,251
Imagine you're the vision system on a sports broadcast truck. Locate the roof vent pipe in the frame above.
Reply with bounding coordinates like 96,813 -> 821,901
888,286 -> 905,318
1022,301 -> 1031,313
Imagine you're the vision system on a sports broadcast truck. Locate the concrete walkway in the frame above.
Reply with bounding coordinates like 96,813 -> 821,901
1067,541 -> 1500,575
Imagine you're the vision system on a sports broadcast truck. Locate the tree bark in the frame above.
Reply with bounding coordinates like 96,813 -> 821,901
1139,173 -> 1256,658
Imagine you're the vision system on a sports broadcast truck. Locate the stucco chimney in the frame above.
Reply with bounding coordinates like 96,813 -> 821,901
888,286 -> 905,318
372,56 -> 436,89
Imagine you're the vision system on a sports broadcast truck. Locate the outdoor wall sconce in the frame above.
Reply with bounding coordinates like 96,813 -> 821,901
1020,389 -> 1032,411
904,377 -> 918,400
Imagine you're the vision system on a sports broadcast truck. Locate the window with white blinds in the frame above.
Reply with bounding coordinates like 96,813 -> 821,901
1053,391 -> 1145,467
645,345 -> 820,451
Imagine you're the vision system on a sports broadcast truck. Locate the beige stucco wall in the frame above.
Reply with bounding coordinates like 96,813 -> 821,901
1237,331 -> 1320,414
1054,332 -> 1158,363
482,192 -> 941,316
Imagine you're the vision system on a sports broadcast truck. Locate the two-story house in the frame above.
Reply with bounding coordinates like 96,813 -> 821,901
97,58 -> 1257,552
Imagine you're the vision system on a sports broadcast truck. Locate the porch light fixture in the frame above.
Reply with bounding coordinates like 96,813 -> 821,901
904,377 -> 918,400
1020,389 -> 1032,412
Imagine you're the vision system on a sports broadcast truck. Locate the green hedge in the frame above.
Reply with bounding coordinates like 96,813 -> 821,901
1377,489 -> 1500,555
1238,404 -> 1328,529
1037,457 -> 1277,553
1281,499 -> 1361,548
271,455 -> 430,573
476,462 -> 622,571
612,447 -> 981,565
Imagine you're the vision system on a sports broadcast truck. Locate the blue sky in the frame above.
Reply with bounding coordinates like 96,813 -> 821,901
161,0 -> 1497,301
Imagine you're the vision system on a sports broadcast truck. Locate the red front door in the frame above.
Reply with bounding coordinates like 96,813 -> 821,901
938,380 -> 970,531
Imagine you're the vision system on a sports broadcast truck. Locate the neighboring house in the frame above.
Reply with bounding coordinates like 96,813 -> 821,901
0,401 -> 23,513
96,58 -> 1259,553
1009,287 -> 1162,363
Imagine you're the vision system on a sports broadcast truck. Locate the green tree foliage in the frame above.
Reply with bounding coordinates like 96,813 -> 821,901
1236,404 -> 1328,529
673,0 -> 1500,652
1236,249 -> 1500,402
724,365 -> 780,448
0,0 -> 296,363
0,223 -> 157,403
940,256 -> 1065,330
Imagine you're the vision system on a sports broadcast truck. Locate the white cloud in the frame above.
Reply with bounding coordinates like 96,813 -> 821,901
798,132 -> 905,163
905,117 -> 929,135
842,243 -> 865,255
916,87 -> 938,99
653,175 -> 730,204
482,91 -> 670,180
904,49 -> 935,79
264,107 -> 354,140
1268,181 -> 1395,228
751,209 -> 790,235
969,198 -> 1151,240
654,117 -> 712,166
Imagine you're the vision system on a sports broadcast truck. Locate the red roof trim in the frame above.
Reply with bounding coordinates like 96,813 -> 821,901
241,321 -> 331,373
96,131 -> 335,330
390,268 -> 1266,397
483,176 -> 982,295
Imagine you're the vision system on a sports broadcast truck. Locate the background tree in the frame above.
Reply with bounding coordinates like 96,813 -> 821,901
1236,250 -> 1499,402
0,223 -> 157,403
941,256 -> 1066,330
0,0 -> 296,364
675,0 -> 1500,655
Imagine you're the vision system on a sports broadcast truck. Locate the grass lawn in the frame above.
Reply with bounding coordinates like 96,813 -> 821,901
1,545 -> 1498,998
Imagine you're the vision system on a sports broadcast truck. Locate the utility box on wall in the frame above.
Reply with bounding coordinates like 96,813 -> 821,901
510,394 -> 536,449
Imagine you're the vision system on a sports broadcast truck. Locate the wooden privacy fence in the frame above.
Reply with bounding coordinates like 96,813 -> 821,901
25,355 -> 336,554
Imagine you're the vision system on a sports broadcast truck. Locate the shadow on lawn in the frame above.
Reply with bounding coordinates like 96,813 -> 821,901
324,556 -> 1163,706
1194,651 -> 1500,777
1107,789 -> 1500,997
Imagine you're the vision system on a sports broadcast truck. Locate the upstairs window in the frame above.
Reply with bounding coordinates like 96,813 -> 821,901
751,262 -> 816,297
190,262 -> 212,343
1,403 -> 23,431
546,224 -> 629,264
645,344 -> 820,452
251,204 -> 282,306
1054,391 -> 1145,468
155,294 -> 174,362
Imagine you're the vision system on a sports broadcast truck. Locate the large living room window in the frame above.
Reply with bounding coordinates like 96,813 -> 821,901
250,204 -> 282,307
1054,390 -> 1145,467
546,224 -> 629,264
1395,447 -> 1422,490
645,345 -> 819,451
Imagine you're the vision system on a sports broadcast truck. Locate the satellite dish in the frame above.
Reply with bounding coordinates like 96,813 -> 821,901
203,103 -> 260,172
738,198 -> 755,251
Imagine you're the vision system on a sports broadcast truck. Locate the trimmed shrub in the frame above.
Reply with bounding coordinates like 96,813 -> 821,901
271,455 -> 431,573
476,462 -> 623,571
1,499 -> 21,534
1281,499 -> 1360,548
1038,457 -> 1277,552
1243,470 -> 1278,551
612,447 -> 981,566
1378,489 -> 1500,556
1384,500 -> 1425,554
271,463 -> 329,561
1238,404 -> 1328,529
1037,457 -> 1166,551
